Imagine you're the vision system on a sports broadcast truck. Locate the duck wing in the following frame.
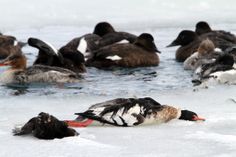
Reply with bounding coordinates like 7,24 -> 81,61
98,32 -> 137,47
75,97 -> 163,126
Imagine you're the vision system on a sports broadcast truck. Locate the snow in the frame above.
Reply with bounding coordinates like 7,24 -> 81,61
0,0 -> 236,157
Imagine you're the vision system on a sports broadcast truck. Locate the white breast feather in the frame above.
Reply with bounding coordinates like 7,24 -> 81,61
106,55 -> 122,61
214,48 -> 222,52
116,39 -> 129,44
77,37 -> 87,56
13,40 -> 18,46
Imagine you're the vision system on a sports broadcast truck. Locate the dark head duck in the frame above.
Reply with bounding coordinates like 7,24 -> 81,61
195,21 -> 212,35
134,33 -> 161,53
167,30 -> 200,62
167,30 -> 198,47
93,22 -> 116,37
179,110 -> 205,121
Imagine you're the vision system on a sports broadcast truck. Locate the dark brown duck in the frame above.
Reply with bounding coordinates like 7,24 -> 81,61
86,33 -> 160,69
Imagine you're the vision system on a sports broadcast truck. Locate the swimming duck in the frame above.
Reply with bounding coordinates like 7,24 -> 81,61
192,54 -> 235,86
0,48 -> 82,84
195,21 -> 236,44
85,33 -> 160,69
13,112 -> 79,139
184,39 -> 222,70
167,30 -> 200,62
28,37 -> 86,73
65,97 -> 205,127
59,22 -> 137,57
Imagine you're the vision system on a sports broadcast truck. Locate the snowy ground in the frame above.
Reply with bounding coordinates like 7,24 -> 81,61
0,0 -> 236,157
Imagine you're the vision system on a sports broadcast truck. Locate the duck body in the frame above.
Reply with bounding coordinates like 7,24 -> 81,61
0,65 -> 82,84
13,112 -> 79,139
60,22 -> 137,60
86,33 -> 160,69
74,97 -> 181,127
195,21 -> 236,44
86,43 -> 159,68
66,97 -> 204,127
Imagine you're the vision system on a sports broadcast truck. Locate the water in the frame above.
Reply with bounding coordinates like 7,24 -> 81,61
0,26 -> 194,97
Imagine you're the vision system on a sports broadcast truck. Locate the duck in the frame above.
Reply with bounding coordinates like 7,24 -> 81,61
28,37 -> 86,73
167,30 -> 235,62
195,21 -> 236,44
0,47 -> 82,84
183,39 -> 223,70
85,33 -> 161,69
65,97 -> 205,127
0,35 -> 26,59
192,54 -> 235,86
59,22 -> 137,58
13,112 -> 79,139
167,30 -> 201,62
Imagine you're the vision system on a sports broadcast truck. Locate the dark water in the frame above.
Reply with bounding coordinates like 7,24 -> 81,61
0,27 -> 194,97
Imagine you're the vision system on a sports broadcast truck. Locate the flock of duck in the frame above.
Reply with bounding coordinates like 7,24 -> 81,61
5,21 -> 236,139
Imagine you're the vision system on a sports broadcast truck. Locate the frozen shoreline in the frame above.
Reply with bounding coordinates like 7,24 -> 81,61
0,86 -> 236,157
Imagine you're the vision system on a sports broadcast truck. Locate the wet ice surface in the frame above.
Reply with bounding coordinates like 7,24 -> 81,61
1,0 -> 236,156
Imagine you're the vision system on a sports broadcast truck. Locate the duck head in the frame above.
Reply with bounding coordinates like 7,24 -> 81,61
134,33 -> 161,53
0,35 -> 16,46
93,22 -> 116,37
179,110 -> 205,121
0,51 -> 26,70
215,54 -> 234,66
195,21 -> 212,35
197,39 -> 215,56
167,30 -> 198,47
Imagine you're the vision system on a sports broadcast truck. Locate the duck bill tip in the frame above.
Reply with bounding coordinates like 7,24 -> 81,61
166,41 -> 179,47
193,115 -> 206,121
0,63 -> 7,66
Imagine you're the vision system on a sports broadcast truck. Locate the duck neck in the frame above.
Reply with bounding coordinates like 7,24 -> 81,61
11,57 -> 27,71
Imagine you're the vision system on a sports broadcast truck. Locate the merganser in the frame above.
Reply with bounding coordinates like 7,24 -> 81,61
66,97 -> 205,127
0,49 -> 82,84
85,33 -> 161,69
28,37 -> 86,73
13,112 -> 79,139
184,39 -> 222,70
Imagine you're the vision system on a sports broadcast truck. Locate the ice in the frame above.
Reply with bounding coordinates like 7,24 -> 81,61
0,0 -> 236,157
